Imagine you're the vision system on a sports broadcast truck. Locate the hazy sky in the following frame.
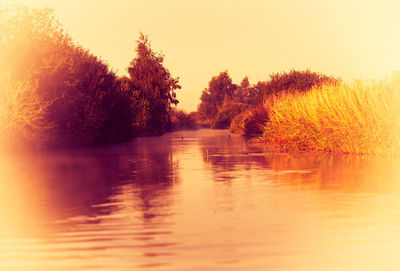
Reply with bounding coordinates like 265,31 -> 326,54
1,0 -> 400,111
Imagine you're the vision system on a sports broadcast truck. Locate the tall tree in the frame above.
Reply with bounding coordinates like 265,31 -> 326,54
127,33 -> 180,135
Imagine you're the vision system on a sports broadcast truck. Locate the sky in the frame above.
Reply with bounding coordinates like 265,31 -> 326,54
1,0 -> 400,111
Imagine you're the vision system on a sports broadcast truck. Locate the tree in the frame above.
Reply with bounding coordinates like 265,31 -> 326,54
127,33 -> 181,135
197,71 -> 237,120
232,76 -> 264,105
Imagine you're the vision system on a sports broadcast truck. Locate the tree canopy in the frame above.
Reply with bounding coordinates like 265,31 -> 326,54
128,33 -> 181,135
197,71 -> 236,121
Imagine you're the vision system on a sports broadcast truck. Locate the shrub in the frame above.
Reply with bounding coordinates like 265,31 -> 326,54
262,70 -> 339,99
211,101 -> 247,129
0,74 -> 53,149
243,104 -> 270,138
229,104 -> 270,138
170,108 -> 196,130
229,110 -> 247,134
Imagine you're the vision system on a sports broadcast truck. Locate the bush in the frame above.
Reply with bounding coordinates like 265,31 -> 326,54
262,70 -> 339,98
229,110 -> 247,134
229,104 -> 270,138
170,108 -> 196,130
40,48 -> 120,147
0,74 -> 52,149
243,104 -> 270,138
211,101 -> 247,129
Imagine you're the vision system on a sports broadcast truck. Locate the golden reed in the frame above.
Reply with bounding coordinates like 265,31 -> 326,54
262,79 -> 400,155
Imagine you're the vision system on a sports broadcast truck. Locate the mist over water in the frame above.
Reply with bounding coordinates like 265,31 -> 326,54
1,129 -> 400,270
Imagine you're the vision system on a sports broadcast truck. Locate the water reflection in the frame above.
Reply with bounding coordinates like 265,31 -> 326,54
1,129 -> 400,270
200,132 -> 400,194
0,135 -> 180,270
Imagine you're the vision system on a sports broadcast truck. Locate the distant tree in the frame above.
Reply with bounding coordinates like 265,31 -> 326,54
170,108 -> 196,130
252,81 -> 268,104
232,76 -> 264,105
197,71 -> 237,120
127,33 -> 180,135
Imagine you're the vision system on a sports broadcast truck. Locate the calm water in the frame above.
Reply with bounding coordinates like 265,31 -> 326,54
1,129 -> 400,270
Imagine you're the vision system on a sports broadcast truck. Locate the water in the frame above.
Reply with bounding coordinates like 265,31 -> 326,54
1,129 -> 400,270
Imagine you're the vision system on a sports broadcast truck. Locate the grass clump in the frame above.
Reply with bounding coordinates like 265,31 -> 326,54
262,80 -> 400,155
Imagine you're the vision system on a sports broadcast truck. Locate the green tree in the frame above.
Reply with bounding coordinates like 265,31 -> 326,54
127,33 -> 180,135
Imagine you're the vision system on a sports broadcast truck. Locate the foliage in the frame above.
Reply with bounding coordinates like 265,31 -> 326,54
100,76 -> 150,144
261,69 -> 339,99
197,72 -> 267,130
0,73 -> 52,149
0,7 -> 181,148
128,33 -> 181,135
232,76 -> 264,105
170,108 -> 196,130
197,71 -> 237,121
229,104 -> 270,137
242,104 -> 270,138
0,7 -> 114,147
229,110 -> 247,134
228,70 -> 340,137
211,101 -> 247,129
262,80 -> 400,155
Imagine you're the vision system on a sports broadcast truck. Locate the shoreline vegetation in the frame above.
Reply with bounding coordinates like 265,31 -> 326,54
0,6 -> 194,150
1,6 -> 399,155
197,70 -> 400,156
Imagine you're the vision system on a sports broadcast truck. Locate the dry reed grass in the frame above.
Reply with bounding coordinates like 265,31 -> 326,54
262,79 -> 400,155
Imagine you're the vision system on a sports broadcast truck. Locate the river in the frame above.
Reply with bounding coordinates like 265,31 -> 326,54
1,129 -> 400,270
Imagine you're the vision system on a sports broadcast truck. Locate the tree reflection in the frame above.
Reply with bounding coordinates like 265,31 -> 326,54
0,135 -> 178,239
123,136 -> 177,224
